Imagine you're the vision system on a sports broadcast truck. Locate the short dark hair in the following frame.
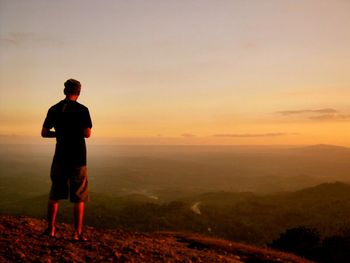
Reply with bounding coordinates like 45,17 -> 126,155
64,79 -> 81,95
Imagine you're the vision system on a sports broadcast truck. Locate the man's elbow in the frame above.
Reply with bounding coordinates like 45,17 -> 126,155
41,127 -> 55,138
84,128 -> 91,138
41,128 -> 48,138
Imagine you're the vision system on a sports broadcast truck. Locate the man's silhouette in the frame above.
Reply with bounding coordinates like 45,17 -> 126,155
41,79 -> 92,241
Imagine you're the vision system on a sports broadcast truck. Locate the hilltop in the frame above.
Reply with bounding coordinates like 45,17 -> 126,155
0,215 -> 311,263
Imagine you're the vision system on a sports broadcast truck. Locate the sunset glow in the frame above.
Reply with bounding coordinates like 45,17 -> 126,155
1,0 -> 350,145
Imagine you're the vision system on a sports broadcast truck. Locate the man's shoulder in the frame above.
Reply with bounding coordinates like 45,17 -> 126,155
75,101 -> 89,110
48,100 -> 89,112
73,101 -> 90,114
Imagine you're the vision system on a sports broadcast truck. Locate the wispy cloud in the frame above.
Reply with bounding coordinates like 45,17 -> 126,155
309,114 -> 350,121
213,133 -> 288,138
276,108 -> 337,116
0,32 -> 63,47
276,108 -> 350,121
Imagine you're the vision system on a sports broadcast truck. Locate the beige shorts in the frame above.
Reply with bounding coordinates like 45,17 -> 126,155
49,162 -> 89,203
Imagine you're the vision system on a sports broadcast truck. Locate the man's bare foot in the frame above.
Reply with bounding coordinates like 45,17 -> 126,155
43,226 -> 56,237
72,232 -> 88,242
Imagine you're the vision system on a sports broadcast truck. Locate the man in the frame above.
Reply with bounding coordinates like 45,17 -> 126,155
41,79 -> 92,241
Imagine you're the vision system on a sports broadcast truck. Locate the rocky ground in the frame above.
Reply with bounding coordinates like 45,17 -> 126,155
0,215 -> 312,262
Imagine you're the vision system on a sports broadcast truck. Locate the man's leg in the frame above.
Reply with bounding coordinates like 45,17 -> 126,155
47,199 -> 58,236
74,201 -> 84,235
72,166 -> 88,240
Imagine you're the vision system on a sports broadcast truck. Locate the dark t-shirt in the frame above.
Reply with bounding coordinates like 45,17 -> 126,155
43,100 -> 92,167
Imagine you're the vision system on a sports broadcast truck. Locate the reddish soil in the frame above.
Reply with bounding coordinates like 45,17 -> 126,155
0,215 -> 312,262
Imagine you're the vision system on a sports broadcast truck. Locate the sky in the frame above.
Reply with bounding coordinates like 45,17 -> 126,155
0,0 -> 350,145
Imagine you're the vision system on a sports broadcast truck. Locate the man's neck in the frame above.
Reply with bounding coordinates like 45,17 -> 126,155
65,95 -> 79,101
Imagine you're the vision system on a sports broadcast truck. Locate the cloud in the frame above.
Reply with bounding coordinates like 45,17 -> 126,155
0,32 -> 63,47
276,108 -> 338,116
212,133 -> 288,138
309,114 -> 350,121
276,108 -> 350,121
181,133 -> 196,138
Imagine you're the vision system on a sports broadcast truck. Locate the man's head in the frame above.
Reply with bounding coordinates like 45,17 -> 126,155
64,79 -> 81,96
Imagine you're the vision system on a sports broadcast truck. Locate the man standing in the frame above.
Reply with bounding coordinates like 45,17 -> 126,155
41,79 -> 92,241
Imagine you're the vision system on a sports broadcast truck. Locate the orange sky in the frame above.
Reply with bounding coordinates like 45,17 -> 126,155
1,0 -> 350,145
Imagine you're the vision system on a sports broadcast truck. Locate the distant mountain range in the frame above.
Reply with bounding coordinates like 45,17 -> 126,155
288,144 -> 350,154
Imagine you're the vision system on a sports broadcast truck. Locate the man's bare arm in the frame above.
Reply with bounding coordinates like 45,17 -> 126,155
41,127 -> 56,138
84,128 -> 91,138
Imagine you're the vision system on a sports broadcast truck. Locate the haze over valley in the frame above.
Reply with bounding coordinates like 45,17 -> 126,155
1,143 -> 350,203
1,143 -> 350,246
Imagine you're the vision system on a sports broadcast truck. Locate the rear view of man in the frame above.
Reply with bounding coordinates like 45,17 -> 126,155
41,79 -> 92,241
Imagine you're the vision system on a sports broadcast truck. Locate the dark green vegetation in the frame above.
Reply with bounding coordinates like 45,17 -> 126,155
1,144 -> 350,259
85,182 -> 350,245
270,226 -> 350,263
